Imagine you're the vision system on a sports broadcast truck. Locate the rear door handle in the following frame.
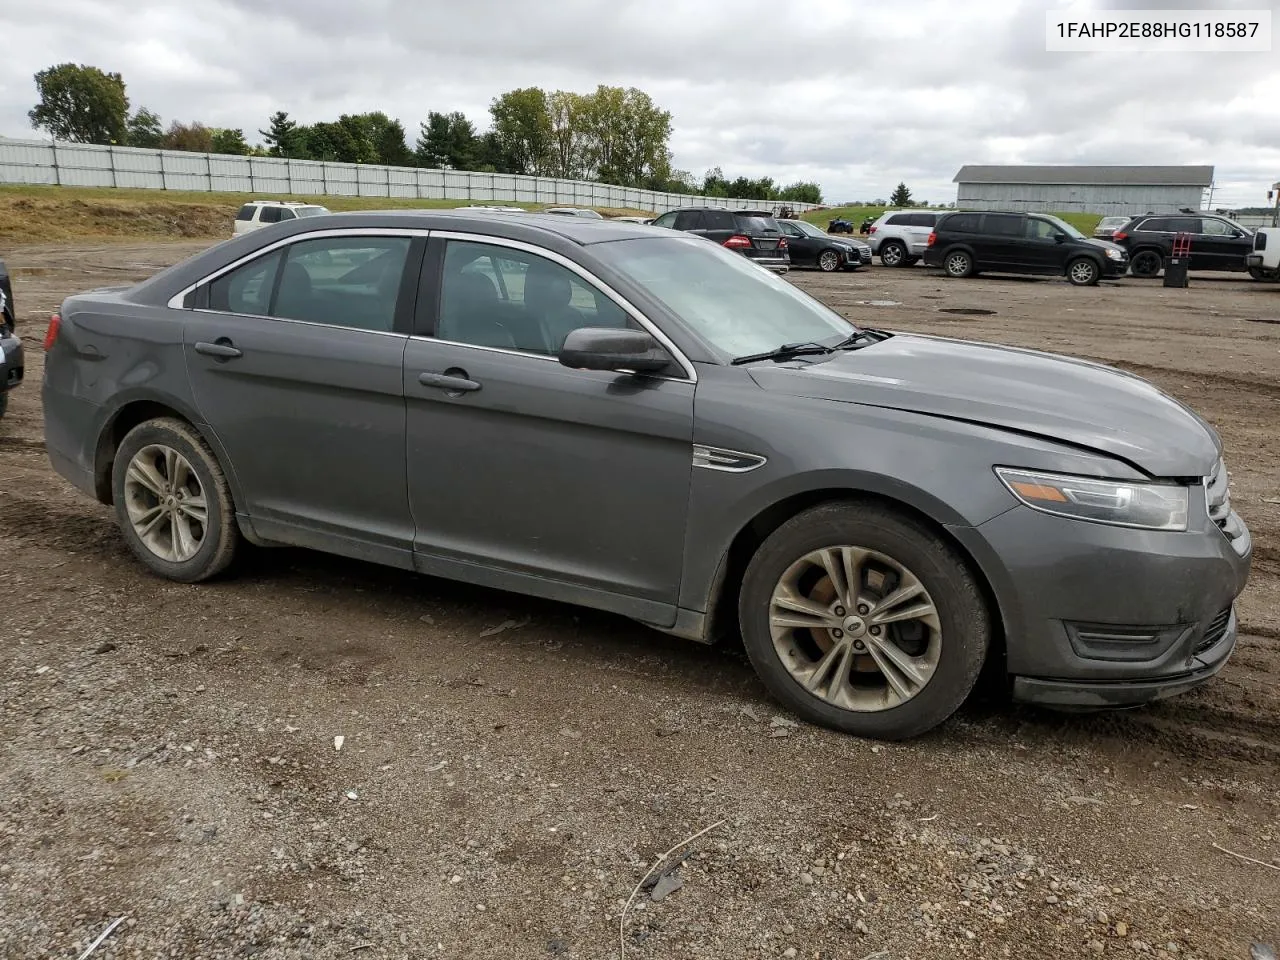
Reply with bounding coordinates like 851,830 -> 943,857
418,372 -> 481,393
194,340 -> 243,360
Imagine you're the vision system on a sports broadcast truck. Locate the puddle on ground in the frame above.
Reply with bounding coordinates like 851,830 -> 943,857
853,299 -> 901,307
938,308 -> 997,316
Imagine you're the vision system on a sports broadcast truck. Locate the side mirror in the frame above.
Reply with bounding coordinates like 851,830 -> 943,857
1054,233 -> 1067,243
559,327 -> 670,374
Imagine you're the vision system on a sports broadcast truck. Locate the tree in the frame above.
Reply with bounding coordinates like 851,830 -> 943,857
126,108 -> 164,148
416,111 -> 477,170
210,128 -> 250,155
489,87 -> 553,175
889,182 -> 913,206
703,167 -> 729,198
259,111 -> 300,158
374,117 -> 412,167
28,63 -> 129,144
778,181 -> 823,204
547,90 -> 585,179
162,121 -> 213,153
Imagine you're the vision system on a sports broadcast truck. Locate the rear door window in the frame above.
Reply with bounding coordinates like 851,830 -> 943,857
272,237 -> 412,332
278,208 -> 297,221
258,207 -> 282,224
942,214 -> 979,232
982,214 -> 1023,237
1167,217 -> 1201,234
673,211 -> 703,230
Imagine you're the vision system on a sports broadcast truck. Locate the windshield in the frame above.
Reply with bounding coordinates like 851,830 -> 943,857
1042,214 -> 1086,239
296,206 -> 329,218
1099,217 -> 1129,228
595,236 -> 855,358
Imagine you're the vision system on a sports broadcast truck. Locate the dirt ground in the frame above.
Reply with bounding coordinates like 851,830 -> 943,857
2,242 -> 1279,960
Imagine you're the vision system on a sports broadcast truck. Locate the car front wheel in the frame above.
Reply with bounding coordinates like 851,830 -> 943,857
738,502 -> 990,740
818,249 -> 841,272
111,417 -> 239,583
1067,257 -> 1101,286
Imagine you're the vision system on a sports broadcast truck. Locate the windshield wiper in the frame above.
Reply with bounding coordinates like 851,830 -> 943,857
833,328 -> 893,350
730,341 -> 836,365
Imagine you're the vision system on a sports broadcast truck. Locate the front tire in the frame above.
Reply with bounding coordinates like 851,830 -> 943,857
738,501 -> 990,740
879,240 -> 908,267
111,417 -> 239,583
1067,257 -> 1100,286
1130,249 -> 1163,278
1248,266 -> 1276,283
817,249 -> 841,272
943,250 -> 974,278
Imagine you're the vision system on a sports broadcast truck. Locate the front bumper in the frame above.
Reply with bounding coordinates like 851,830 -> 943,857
1013,607 -> 1237,708
1101,256 -> 1129,277
844,247 -> 872,268
0,331 -> 23,394
948,498 -> 1250,706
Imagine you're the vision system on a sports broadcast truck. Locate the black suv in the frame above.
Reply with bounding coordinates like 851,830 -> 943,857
0,257 -> 22,420
1110,214 -> 1256,278
651,207 -> 790,273
924,211 -> 1128,286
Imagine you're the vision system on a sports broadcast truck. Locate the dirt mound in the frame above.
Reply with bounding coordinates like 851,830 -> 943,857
0,193 -> 234,244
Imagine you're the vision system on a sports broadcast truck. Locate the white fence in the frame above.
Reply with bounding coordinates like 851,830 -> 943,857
0,137 -> 817,216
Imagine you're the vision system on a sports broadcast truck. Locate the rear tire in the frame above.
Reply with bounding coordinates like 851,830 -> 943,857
0,392 -> 7,420
880,240 -> 908,267
943,250 -> 974,278
738,501 -> 990,740
111,417 -> 239,583
1067,257 -> 1100,286
1130,249 -> 1163,278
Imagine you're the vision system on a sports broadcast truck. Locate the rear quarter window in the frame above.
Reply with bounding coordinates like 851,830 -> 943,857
235,204 -> 257,222
982,214 -> 1023,237
884,214 -> 910,226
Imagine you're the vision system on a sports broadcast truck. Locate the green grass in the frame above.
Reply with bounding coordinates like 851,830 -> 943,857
0,184 -> 653,244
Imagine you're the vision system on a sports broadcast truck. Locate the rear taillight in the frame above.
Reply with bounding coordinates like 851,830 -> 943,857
44,313 -> 61,350
926,231 -> 937,247
778,237 -> 788,250
1112,231 -> 1128,242
868,225 -> 878,235
723,235 -> 752,249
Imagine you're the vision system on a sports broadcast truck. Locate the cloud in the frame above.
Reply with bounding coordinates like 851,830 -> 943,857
0,0 -> 1276,206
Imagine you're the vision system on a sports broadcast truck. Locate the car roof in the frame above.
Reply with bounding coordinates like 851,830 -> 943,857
247,200 -> 325,207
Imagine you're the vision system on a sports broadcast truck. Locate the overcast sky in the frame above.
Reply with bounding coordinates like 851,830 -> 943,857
0,0 -> 1276,207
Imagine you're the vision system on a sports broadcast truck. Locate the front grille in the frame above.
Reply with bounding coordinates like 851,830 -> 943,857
1205,457 -> 1248,555
1193,607 -> 1232,656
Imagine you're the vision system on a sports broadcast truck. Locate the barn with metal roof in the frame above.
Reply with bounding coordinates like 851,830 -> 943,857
953,165 -> 1214,216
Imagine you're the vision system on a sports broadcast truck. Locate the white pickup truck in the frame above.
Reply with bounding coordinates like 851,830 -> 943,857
1247,227 -> 1279,282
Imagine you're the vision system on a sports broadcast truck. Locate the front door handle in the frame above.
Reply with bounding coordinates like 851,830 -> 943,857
194,339 -> 243,360
418,372 -> 481,393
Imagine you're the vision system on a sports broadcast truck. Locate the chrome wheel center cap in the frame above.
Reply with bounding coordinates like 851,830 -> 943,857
841,616 -> 868,638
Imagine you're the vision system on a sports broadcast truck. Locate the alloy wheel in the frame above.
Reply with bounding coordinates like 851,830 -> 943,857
819,250 -> 840,272
769,545 -> 942,712
122,443 -> 208,562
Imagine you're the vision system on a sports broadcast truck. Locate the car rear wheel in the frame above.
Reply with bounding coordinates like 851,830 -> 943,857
880,241 -> 908,267
0,392 -> 7,420
111,417 -> 239,583
818,249 -> 841,272
738,501 -> 990,740
1067,257 -> 1100,286
943,250 -> 974,278
1130,249 -> 1163,278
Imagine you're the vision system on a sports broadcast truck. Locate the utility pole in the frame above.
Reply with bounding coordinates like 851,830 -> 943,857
1269,181 -> 1280,227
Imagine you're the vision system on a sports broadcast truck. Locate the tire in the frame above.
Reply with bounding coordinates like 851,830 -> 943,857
1130,249 -> 1163,278
904,256 -> 921,266
1248,266 -> 1277,283
817,249 -> 841,273
1067,257 -> 1100,286
111,417 -> 239,583
0,391 -> 7,420
879,240 -> 908,267
738,501 -> 990,740
943,250 -> 974,278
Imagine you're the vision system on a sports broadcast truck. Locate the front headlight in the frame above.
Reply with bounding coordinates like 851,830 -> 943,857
1106,248 -> 1123,259
995,467 -> 1189,531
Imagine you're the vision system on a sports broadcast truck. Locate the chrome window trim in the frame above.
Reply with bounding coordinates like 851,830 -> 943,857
186,308 -> 409,339
429,230 -> 697,382
165,227 -> 430,309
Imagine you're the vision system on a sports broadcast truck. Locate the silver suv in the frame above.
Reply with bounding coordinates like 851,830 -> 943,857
867,209 -> 940,267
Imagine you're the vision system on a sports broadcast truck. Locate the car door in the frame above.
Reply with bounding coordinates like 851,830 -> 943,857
402,234 -> 696,625
182,230 -> 424,568
904,213 -> 937,254
779,221 -> 816,265
1198,217 -> 1252,271
977,214 -> 1025,268
1023,216 -> 1067,272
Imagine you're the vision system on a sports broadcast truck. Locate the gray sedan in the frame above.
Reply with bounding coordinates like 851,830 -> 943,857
41,212 -> 1251,739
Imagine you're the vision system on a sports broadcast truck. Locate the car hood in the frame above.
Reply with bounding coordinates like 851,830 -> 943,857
747,334 -> 1220,477
1081,237 -> 1126,254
